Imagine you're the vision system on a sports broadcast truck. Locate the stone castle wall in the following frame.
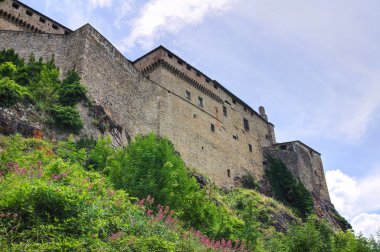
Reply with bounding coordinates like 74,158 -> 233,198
0,0 -> 70,34
0,13 -> 333,195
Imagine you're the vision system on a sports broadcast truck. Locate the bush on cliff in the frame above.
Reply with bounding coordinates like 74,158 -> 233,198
0,78 -> 32,107
265,156 -> 314,218
93,133 -> 245,240
0,49 -> 86,133
0,135 -> 211,251
58,70 -> 87,106
50,105 -> 83,132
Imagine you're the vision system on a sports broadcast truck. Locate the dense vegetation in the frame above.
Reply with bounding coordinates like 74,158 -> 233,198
0,134 -> 379,251
0,49 -> 86,132
265,156 -> 314,218
0,49 -> 379,250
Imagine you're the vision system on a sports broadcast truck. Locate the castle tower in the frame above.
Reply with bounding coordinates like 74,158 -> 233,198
0,0 -> 71,34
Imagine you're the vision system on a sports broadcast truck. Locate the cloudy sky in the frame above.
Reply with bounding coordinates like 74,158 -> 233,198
22,0 -> 380,237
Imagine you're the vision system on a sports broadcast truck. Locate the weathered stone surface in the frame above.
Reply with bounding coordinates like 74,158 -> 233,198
263,142 -> 342,229
0,1 -> 344,229
0,104 -> 43,137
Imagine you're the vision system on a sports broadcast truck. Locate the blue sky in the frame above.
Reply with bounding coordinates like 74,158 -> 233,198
22,0 -> 380,236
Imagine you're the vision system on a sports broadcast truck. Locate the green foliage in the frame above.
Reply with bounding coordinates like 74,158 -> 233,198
106,133 -> 243,239
50,105 -> 83,132
0,78 -> 31,107
0,134 -> 379,251
58,69 -> 86,106
0,62 -> 17,78
0,49 -> 85,134
0,135 -> 211,251
0,49 -> 24,67
265,156 -> 314,218
62,69 -> 81,85
224,188 -> 299,249
130,236 -> 176,252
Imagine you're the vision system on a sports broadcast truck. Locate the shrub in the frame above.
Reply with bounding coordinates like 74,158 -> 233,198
0,49 -> 24,67
0,78 -> 31,107
50,105 -> 83,132
107,134 -> 244,240
62,69 -> 80,85
0,62 -> 17,78
58,82 -> 87,106
265,156 -> 314,218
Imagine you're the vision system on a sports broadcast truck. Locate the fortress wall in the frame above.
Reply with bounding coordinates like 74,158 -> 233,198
68,25 -> 163,143
0,24 -> 330,191
0,18 -> 22,31
0,0 -> 70,34
263,142 -> 331,203
134,48 -> 275,149
0,29 -> 85,75
152,66 -> 266,187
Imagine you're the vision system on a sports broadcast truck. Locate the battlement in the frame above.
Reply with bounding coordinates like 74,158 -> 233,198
133,46 -> 274,128
0,0 -> 71,34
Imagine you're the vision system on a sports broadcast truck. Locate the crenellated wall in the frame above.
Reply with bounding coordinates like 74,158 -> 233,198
0,0 -> 71,34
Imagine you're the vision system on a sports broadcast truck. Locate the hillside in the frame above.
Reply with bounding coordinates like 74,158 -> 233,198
1,49 -> 380,251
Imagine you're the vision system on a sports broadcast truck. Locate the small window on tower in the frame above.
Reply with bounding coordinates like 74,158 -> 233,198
39,17 -> 46,23
26,10 -> 33,16
227,169 -> 231,177
198,97 -> 204,107
243,118 -> 249,130
12,3 -> 20,9
211,123 -> 215,132
248,144 -> 253,152
185,90 -> 191,100
52,24 -> 59,30
223,106 -> 227,117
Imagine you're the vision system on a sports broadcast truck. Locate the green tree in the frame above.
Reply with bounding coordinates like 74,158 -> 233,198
0,78 -> 31,107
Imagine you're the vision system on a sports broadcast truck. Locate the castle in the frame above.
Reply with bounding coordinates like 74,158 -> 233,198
0,0 -> 336,225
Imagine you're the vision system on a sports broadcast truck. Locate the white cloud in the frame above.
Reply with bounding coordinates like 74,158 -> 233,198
326,169 -> 380,237
118,0 -> 236,51
89,0 -> 113,9
114,1 -> 133,29
351,213 -> 380,238
233,0 -> 380,144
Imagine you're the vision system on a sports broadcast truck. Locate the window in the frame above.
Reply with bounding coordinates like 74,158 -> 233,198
213,83 -> 218,89
243,118 -> 249,130
186,64 -> 191,70
12,2 -> 20,9
196,71 -> 201,77
185,90 -> 191,100
227,169 -> 231,177
26,10 -> 33,16
198,96 -> 204,107
177,59 -> 183,65
223,106 -> 227,117
39,17 -> 46,23
168,53 -> 173,58
233,135 -> 238,140
205,78 -> 210,83
232,99 -> 237,104
211,123 -> 215,132
52,24 -> 59,30
248,144 -> 252,152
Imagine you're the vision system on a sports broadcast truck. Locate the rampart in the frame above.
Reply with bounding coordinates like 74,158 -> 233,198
0,0 -> 332,205
0,0 -> 71,34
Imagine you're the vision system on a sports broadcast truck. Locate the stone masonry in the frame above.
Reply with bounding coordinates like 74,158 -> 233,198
0,0 -> 335,225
